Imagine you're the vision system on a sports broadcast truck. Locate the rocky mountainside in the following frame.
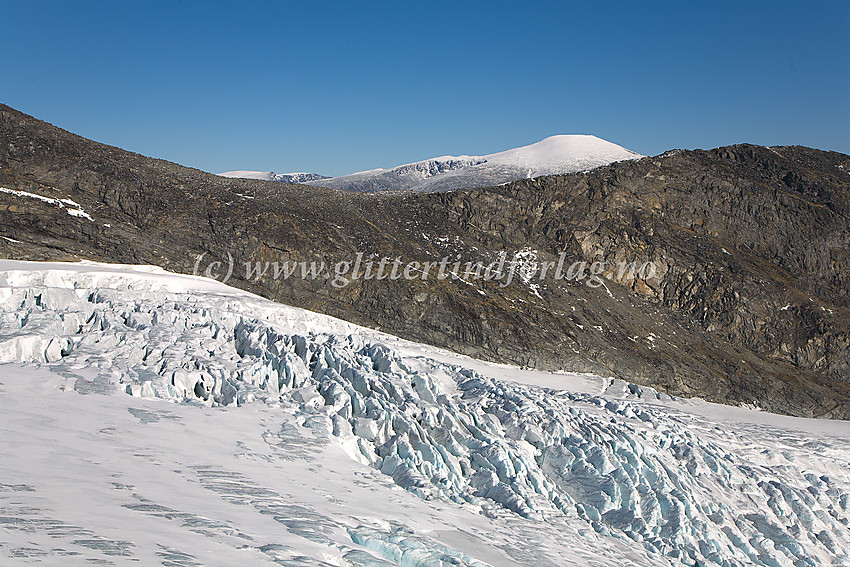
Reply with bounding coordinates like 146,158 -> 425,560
299,135 -> 643,192
1,103 -> 848,418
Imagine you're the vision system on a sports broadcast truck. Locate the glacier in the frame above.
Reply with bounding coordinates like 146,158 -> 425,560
1,260 -> 849,566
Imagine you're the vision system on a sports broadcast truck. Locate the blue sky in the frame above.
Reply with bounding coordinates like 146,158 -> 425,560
2,1 -> 848,176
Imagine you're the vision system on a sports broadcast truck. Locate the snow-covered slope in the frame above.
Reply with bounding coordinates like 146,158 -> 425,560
304,135 -> 643,192
218,171 -> 329,183
1,260 -> 849,566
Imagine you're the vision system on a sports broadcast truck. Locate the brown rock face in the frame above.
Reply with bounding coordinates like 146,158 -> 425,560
2,103 -> 849,418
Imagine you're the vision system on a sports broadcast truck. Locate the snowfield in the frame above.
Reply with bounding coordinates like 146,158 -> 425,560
1,260 -> 849,566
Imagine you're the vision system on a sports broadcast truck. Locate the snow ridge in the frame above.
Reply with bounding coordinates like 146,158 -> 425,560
217,171 -> 329,183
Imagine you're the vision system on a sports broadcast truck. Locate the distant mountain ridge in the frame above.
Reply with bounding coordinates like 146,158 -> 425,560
219,135 -> 643,192
218,171 -> 329,183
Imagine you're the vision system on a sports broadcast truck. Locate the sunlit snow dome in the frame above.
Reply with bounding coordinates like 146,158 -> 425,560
218,135 -> 643,193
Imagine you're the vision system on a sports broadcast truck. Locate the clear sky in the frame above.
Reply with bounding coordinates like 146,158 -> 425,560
2,1 -> 848,176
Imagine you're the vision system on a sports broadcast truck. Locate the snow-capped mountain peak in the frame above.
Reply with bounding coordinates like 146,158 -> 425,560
484,134 -> 641,172
218,135 -> 642,193
303,135 -> 641,193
